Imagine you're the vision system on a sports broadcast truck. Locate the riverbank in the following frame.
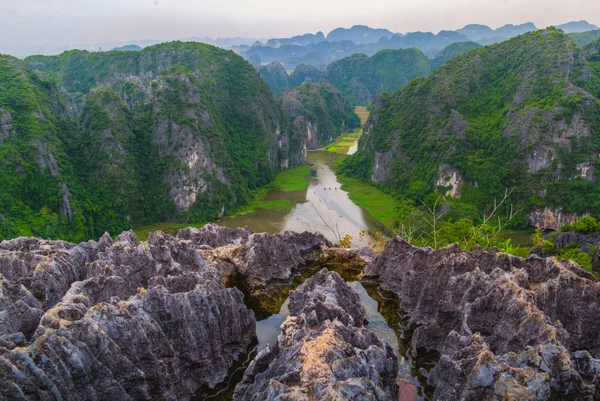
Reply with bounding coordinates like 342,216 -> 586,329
133,165 -> 311,240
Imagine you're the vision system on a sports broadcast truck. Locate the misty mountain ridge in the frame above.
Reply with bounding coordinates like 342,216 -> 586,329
3,20 -> 599,60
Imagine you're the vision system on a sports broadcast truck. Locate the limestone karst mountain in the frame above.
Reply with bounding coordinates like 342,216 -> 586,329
342,28 -> 600,227
0,42 -> 308,241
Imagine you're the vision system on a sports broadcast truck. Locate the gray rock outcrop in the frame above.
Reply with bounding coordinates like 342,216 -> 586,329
234,269 -> 399,400
0,227 -> 338,400
0,229 -> 257,400
366,238 -> 600,400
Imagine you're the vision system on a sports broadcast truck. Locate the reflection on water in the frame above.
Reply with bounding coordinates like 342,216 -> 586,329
255,299 -> 288,353
250,279 -> 426,400
219,151 -> 389,246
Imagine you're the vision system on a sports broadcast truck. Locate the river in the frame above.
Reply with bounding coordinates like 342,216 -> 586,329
218,151 -> 390,247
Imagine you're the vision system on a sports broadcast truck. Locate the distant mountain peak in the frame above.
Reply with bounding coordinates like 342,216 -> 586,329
557,20 -> 600,33
326,25 -> 395,44
110,44 -> 142,51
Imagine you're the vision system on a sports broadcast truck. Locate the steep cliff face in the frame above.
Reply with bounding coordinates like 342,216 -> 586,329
281,83 -> 360,149
0,42 -> 306,241
0,55 -> 83,240
344,28 -> 600,221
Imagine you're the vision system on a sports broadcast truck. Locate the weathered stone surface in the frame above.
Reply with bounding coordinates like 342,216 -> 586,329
0,237 -> 91,311
529,207 -> 583,231
240,232 -> 304,289
234,269 -> 399,400
0,227 -> 341,400
435,163 -> 463,198
176,224 -> 251,248
195,230 -> 332,290
1,281 -> 255,401
554,231 -> 600,253
278,230 -> 332,256
593,246 -> 600,275
366,238 -> 600,400
0,229 -> 258,400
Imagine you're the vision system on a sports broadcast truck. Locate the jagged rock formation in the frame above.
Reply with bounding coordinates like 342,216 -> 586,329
0,226 -> 372,400
365,238 -> 600,400
0,228 -> 259,400
3,226 -> 600,399
186,225 -> 333,290
234,269 -> 399,400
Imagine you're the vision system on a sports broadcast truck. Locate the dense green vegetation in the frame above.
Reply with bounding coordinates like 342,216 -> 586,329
281,82 -> 360,148
270,165 -> 311,192
0,55 -> 87,241
259,44 -> 493,107
324,49 -> 431,105
133,164 -> 311,240
259,48 -> 431,106
569,30 -> 600,47
342,28 -> 600,231
1,42 -> 306,241
585,37 -> 600,75
258,62 -> 291,97
429,41 -> 483,71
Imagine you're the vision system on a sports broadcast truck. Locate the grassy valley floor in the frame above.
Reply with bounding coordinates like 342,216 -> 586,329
133,165 -> 311,240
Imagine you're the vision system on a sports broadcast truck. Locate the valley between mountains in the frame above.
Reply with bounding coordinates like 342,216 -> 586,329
2,21 -> 600,401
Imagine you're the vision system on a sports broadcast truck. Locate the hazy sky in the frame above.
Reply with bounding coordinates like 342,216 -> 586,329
0,0 -> 599,46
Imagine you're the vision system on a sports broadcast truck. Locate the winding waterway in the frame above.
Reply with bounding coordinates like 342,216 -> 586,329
219,151 -> 391,247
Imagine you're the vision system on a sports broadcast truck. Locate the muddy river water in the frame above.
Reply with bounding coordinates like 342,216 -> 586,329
219,151 -> 391,247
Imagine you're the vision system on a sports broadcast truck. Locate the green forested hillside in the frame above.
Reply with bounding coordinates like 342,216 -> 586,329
0,56 -> 86,240
259,46 -> 474,106
342,28 -> 600,225
324,48 -> 431,105
570,30 -> 600,47
0,42 -> 305,241
585,37 -> 600,75
258,61 -> 291,97
429,41 -> 483,71
281,83 -> 360,149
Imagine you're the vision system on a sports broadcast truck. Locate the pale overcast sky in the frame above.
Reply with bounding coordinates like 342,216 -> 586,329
0,0 -> 598,46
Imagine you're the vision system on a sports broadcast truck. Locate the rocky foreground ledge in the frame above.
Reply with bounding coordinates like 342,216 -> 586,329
366,238 -> 600,400
1,226 -> 599,400
0,225 -> 377,400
